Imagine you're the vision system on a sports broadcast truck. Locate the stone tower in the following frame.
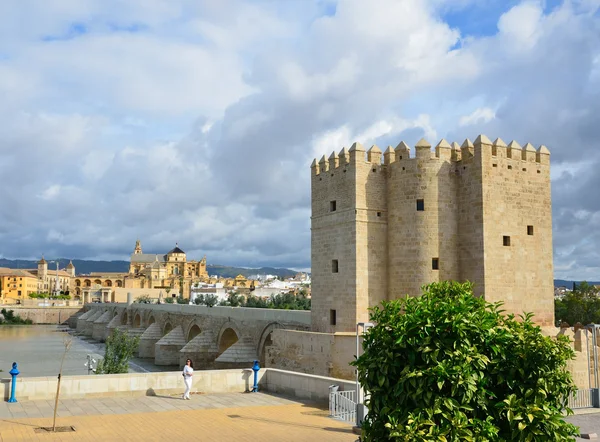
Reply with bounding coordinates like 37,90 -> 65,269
134,239 -> 142,255
66,260 -> 75,277
310,135 -> 554,333
37,255 -> 48,279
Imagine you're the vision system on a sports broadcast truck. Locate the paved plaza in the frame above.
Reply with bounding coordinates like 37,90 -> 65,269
1,392 -> 599,441
0,392 -> 356,441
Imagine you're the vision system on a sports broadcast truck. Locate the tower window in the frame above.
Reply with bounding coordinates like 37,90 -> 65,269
503,236 -> 511,246
330,309 -> 337,326
432,258 -> 439,270
377,212 -> 381,217
527,225 -> 534,236
416,199 -> 425,211
332,260 -> 339,273
508,165 -> 513,170
330,200 -> 337,212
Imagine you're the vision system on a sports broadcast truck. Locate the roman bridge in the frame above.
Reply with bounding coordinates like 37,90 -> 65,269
72,303 -> 311,369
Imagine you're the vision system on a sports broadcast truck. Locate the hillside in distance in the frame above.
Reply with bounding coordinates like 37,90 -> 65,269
0,258 -> 300,279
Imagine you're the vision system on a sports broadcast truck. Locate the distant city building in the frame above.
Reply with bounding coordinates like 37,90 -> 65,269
0,268 -> 38,303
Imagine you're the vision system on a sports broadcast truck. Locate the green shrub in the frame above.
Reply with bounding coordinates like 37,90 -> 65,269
96,329 -> 140,374
353,281 -> 578,441
135,295 -> 152,304
0,308 -> 33,325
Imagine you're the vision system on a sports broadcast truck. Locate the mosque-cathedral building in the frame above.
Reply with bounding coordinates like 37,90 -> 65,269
1,241 -> 253,304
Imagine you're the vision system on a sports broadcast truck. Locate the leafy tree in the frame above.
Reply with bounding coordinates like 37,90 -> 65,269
555,281 -> 600,326
353,281 -> 578,442
164,297 -> 174,304
194,294 -> 205,305
245,295 -> 268,309
204,294 -> 219,307
96,329 -> 139,374
175,294 -> 187,304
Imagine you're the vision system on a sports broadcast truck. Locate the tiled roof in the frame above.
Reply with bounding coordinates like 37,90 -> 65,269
131,254 -> 167,263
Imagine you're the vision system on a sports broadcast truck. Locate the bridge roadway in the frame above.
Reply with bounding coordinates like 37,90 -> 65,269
72,303 -> 311,369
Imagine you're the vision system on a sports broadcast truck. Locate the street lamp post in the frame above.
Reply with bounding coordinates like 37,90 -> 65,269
355,322 -> 374,428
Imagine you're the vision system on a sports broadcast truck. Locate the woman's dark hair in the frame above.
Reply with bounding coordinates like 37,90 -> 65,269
187,359 -> 193,369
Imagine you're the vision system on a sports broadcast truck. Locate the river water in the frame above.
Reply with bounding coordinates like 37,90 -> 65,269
0,325 -> 174,378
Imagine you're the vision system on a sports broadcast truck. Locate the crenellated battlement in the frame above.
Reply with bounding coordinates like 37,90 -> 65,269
311,134 -> 551,175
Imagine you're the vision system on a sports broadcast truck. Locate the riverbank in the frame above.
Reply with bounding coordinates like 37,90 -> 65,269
0,306 -> 81,325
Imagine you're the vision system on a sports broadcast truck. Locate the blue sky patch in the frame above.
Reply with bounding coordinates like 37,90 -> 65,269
42,22 -> 88,42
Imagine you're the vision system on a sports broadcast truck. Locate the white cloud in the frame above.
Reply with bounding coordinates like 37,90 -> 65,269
459,107 -> 496,127
0,0 -> 599,280
497,2 -> 543,48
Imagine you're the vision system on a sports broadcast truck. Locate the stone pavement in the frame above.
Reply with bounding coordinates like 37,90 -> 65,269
567,410 -> 600,442
0,392 -> 356,441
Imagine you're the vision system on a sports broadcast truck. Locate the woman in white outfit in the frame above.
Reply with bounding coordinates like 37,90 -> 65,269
182,359 -> 194,400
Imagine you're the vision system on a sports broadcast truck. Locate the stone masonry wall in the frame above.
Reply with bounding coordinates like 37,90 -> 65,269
310,134 -> 555,332
4,307 -> 82,325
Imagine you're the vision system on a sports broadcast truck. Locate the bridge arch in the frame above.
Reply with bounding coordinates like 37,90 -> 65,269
163,322 -> 173,336
187,324 -> 201,342
121,311 -> 128,326
217,321 -> 241,355
148,315 -> 156,325
257,322 -> 283,367
133,313 -> 141,328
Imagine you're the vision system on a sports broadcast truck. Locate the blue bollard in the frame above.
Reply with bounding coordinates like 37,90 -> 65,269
251,360 -> 260,392
8,362 -> 19,403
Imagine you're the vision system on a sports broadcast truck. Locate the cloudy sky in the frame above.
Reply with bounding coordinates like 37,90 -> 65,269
0,0 -> 598,278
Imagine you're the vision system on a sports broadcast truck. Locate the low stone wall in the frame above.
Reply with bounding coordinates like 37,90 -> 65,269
1,368 -> 353,403
3,307 -> 82,325
1,369 -> 266,401
262,368 -> 354,402
267,329 -> 356,380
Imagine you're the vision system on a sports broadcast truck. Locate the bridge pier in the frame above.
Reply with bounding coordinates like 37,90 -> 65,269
155,326 -> 186,366
105,314 -> 122,340
139,323 -> 162,359
214,338 -> 258,370
75,309 -> 94,333
83,310 -> 103,336
179,330 -> 218,369
92,311 -> 112,341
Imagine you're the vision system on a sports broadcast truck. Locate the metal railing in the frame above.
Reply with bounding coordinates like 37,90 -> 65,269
568,389 -> 597,409
329,390 -> 356,424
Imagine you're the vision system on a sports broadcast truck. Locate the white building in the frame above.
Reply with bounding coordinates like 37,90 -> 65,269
190,282 -> 228,303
